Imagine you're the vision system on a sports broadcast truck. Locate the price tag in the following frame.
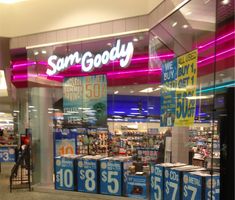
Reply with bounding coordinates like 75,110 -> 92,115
100,160 -> 122,196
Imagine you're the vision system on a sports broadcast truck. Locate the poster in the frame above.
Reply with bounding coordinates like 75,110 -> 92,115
127,175 -> 148,199
54,131 -> 77,157
175,50 -> 197,126
160,59 -> 177,127
160,50 -> 197,127
63,75 -> 107,127
0,147 -> 15,162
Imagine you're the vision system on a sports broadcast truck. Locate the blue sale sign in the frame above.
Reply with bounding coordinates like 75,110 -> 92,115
183,172 -> 202,200
100,159 -> 122,196
150,165 -> 164,200
160,59 -> 177,127
55,157 -> 76,191
127,175 -> 149,199
205,175 -> 220,200
0,147 -> 15,162
77,157 -> 98,193
164,168 -> 181,200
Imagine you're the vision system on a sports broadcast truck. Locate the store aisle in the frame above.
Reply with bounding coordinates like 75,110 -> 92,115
0,163 -> 131,200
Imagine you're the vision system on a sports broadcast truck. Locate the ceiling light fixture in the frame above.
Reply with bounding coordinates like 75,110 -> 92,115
172,22 -> 178,27
139,87 -> 154,93
185,11 -> 192,15
114,90 -> 119,94
182,24 -> 189,29
133,37 -> 139,42
41,50 -> 47,54
221,0 -> 230,5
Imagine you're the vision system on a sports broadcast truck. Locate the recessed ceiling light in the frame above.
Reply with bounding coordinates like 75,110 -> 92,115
182,24 -> 189,29
172,22 -> 178,27
34,51 -> 39,56
114,90 -> 119,94
204,0 -> 210,4
133,37 -> 139,42
139,87 -> 154,93
107,42 -> 112,46
221,0 -> 230,5
41,50 -> 47,54
185,11 -> 192,16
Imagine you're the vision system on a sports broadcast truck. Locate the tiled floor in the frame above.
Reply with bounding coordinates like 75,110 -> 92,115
0,163 -> 134,200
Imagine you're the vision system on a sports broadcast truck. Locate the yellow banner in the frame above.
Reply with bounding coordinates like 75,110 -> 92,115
174,50 -> 197,126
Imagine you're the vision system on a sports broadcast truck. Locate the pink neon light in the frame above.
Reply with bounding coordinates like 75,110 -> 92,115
198,47 -> 235,64
107,68 -> 161,76
198,31 -> 235,50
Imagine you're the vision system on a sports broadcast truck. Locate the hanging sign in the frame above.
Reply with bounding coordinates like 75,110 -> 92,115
160,50 -> 197,127
46,39 -> 134,76
175,50 -> 197,126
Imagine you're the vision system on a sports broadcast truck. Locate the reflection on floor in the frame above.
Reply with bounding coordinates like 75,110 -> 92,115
0,163 -> 131,200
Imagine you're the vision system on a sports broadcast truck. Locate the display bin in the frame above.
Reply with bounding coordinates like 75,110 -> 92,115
182,171 -> 220,200
77,155 -> 104,193
150,163 -> 186,200
54,155 -> 80,191
100,156 -> 132,196
164,165 -> 205,200
126,174 -> 149,199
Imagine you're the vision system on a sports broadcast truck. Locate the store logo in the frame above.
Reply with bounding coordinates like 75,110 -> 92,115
46,39 -> 134,76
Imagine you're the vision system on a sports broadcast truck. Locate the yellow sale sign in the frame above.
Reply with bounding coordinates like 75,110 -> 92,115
174,50 -> 197,126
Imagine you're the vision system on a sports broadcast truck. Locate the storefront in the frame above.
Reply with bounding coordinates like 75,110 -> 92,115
10,0 -> 234,199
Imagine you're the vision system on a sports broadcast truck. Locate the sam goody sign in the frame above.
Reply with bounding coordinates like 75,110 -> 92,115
46,39 -> 134,76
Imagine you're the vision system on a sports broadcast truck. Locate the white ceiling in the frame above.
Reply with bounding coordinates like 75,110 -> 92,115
0,0 -> 163,37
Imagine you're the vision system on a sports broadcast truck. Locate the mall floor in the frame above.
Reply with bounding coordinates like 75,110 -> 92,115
0,163 -> 133,200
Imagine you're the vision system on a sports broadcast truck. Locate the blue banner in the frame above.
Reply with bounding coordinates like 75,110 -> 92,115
160,59 -> 177,127
0,147 -> 15,162
127,175 -> 148,199
100,159 -> 122,196
77,158 -> 98,193
150,164 -> 164,200
55,157 -> 76,191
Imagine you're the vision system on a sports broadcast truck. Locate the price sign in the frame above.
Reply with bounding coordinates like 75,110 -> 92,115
100,159 -> 122,196
183,172 -> 202,200
164,168 -> 180,200
0,147 -> 15,162
205,175 -> 220,200
55,157 -> 75,191
77,158 -> 98,193
150,165 -> 164,200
